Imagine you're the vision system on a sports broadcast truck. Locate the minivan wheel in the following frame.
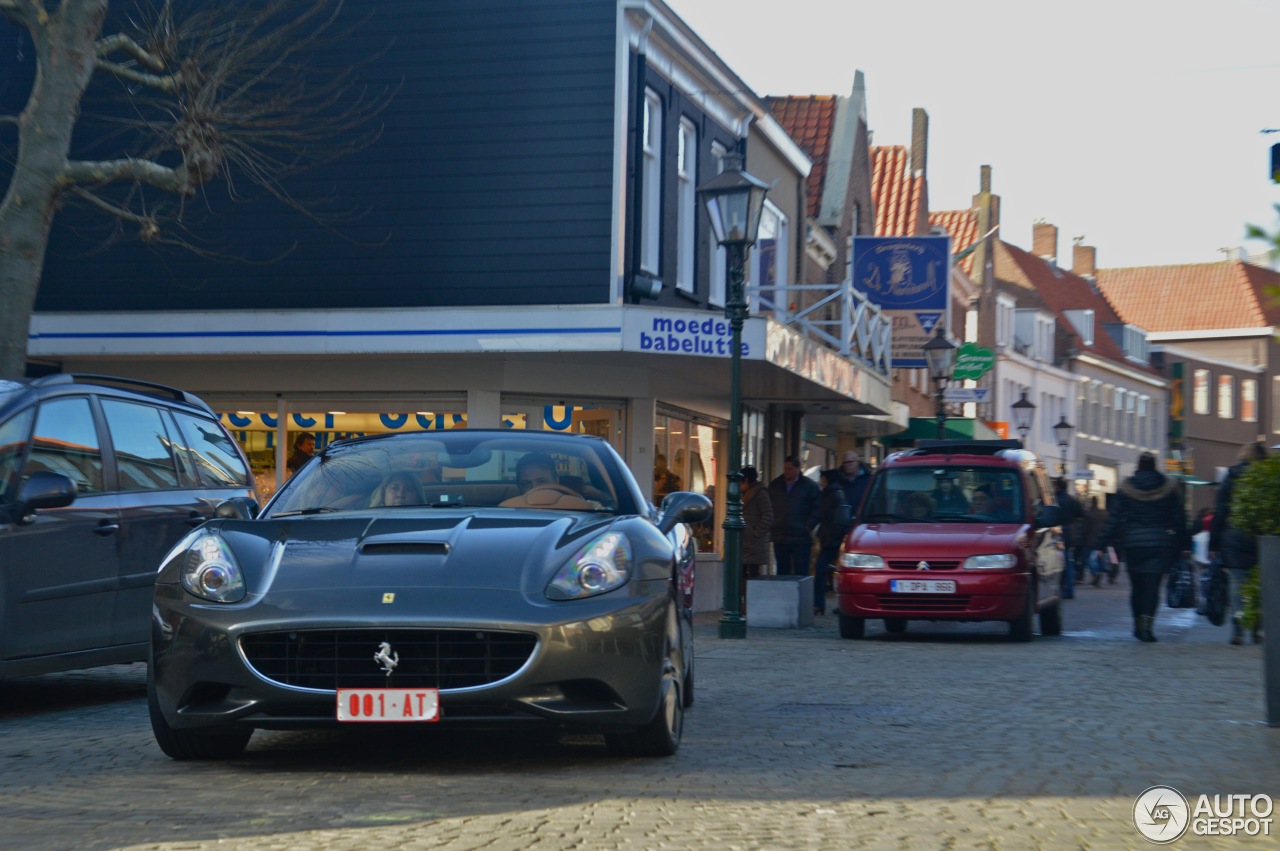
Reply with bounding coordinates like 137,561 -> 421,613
838,614 -> 866,639
883,618 -> 908,634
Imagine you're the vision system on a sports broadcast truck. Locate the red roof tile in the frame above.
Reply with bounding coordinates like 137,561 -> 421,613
928,208 -> 980,275
768,96 -> 837,219
871,146 -> 925,236
1095,261 -> 1280,331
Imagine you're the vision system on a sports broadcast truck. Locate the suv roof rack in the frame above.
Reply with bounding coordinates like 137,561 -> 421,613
30,373 -> 213,413
909,439 -> 1024,456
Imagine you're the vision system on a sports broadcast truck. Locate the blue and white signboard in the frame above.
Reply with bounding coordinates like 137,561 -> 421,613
852,235 -> 951,368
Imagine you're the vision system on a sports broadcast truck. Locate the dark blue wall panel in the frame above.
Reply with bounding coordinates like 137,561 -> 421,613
6,0 -> 619,311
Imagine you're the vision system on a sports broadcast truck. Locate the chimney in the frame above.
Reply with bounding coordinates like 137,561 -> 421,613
1033,221 -> 1058,263
910,108 -> 928,178
1071,238 -> 1096,277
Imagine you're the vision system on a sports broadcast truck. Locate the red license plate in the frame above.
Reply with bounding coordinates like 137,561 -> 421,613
337,688 -> 440,722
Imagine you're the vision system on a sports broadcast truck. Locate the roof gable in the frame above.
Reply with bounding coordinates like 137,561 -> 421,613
928,209 -> 979,275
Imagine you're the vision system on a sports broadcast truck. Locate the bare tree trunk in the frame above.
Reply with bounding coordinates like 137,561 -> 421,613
0,1 -> 109,379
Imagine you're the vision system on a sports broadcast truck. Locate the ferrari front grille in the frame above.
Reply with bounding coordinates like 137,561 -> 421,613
240,628 -> 538,691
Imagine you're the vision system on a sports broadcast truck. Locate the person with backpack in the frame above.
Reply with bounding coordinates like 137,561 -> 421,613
1053,478 -> 1084,600
1210,442 -> 1268,645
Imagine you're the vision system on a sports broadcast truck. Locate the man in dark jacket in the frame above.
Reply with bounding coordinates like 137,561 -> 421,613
768,455 -> 821,578
1094,452 -> 1190,642
1053,478 -> 1084,599
832,450 -> 872,523
1210,442 -> 1268,644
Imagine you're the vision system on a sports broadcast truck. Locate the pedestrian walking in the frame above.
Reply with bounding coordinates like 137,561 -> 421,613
1210,442 -> 1268,645
832,450 -> 872,522
1093,452 -> 1190,642
1080,495 -> 1110,587
815,469 -> 852,616
740,465 -> 774,581
1053,478 -> 1083,599
767,455 -> 821,578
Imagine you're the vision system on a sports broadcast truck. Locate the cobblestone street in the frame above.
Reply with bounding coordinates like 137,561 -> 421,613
2,583 -> 1277,850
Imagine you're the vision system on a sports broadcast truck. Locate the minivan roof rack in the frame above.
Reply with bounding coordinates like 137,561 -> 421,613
910,439 -> 1024,456
30,373 -> 213,413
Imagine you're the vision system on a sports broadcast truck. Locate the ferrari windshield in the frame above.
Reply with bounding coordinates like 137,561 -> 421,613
861,465 -> 1024,523
263,432 -> 638,517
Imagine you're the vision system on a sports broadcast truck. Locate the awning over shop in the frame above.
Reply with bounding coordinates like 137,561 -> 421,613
884,417 -> 1002,447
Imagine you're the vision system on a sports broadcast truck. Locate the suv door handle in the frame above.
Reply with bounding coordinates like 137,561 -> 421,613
186,511 -> 207,527
94,521 -> 120,536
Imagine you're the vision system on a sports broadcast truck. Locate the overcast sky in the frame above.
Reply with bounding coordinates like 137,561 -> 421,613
669,0 -> 1280,269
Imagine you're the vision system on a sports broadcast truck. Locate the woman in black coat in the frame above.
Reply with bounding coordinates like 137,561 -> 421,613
1210,442 -> 1268,644
1094,452 -> 1190,642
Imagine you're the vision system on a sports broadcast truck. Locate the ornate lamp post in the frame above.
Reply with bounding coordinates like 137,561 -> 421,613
1053,414 -> 1075,476
1011,391 -> 1036,446
697,152 -> 768,640
923,326 -> 957,440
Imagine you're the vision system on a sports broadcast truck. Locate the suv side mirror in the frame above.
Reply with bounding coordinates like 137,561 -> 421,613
16,471 -> 77,517
1035,504 -> 1065,529
214,496 -> 260,521
656,491 -> 713,535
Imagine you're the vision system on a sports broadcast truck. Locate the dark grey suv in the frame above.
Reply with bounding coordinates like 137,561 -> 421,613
0,374 -> 256,679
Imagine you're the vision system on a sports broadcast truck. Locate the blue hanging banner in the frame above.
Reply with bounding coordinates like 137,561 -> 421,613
852,235 -> 951,368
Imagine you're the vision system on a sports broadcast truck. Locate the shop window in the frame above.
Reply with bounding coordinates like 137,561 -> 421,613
1193,369 -> 1210,415
1242,379 -> 1257,423
654,412 -> 722,553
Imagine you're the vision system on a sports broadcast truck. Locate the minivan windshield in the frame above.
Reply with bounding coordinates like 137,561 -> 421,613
861,465 -> 1024,523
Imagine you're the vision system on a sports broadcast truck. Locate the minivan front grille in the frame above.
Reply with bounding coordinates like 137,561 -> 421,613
240,629 -> 538,691
886,559 -> 962,571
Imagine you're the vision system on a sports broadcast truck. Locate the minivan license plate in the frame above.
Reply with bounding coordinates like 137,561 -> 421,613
337,688 -> 440,722
890,579 -> 956,594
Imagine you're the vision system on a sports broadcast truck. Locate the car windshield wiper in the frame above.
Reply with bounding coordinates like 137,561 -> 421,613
272,507 -> 339,517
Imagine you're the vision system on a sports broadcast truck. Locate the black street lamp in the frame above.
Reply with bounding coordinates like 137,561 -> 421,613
923,326 -> 957,440
1053,414 -> 1075,475
1011,391 -> 1036,446
697,152 -> 769,640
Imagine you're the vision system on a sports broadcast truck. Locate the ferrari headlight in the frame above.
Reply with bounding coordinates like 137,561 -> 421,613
179,532 -> 246,603
839,552 -> 885,569
546,532 -> 631,600
963,553 -> 1018,570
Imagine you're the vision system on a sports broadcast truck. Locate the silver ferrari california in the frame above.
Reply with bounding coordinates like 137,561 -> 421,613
148,430 -> 711,760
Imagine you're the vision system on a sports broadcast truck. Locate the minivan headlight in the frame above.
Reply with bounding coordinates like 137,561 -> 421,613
839,552 -> 885,569
963,553 -> 1018,570
179,532 -> 246,603
546,532 -> 631,600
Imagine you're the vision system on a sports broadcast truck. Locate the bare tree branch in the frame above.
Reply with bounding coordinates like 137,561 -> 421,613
95,32 -> 166,71
62,157 -> 195,195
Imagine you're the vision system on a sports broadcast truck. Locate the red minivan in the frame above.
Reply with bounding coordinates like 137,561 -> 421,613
834,440 -> 1066,641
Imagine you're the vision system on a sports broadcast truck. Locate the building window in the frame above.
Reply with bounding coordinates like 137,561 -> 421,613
640,89 -> 662,274
995,295 -> 1015,347
1242,379 -> 1258,423
1192,369 -> 1210,415
1137,395 -> 1149,448
676,118 -> 697,293
708,142 -> 728,306
1125,391 -> 1136,444
1217,375 -> 1234,419
752,200 -> 788,293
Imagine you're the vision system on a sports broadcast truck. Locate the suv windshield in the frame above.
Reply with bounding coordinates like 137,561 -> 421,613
862,465 -> 1023,523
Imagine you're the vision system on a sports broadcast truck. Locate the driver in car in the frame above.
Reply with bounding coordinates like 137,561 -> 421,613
501,452 -> 602,510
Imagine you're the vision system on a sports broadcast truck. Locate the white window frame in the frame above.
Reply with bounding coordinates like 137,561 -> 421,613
1218,375 -> 1234,420
751,199 -> 789,293
675,118 -> 697,294
1193,369 -> 1210,415
640,89 -> 662,275
1242,378 -> 1258,423
708,142 -> 728,307
996,294 -> 1015,348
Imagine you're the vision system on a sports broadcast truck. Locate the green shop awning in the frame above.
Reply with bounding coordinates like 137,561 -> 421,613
885,417 -> 1002,447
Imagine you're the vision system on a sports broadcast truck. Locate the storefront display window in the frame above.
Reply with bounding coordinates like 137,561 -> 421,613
654,410 -> 723,553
